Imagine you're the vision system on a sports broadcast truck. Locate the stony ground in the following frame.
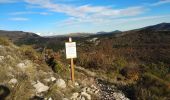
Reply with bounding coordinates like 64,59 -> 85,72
0,44 -> 130,100
67,66 -> 130,100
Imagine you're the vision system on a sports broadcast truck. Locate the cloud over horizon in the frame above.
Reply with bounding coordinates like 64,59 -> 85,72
0,0 -> 170,35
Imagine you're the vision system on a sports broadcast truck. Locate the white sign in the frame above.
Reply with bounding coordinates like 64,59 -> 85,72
65,42 -> 77,59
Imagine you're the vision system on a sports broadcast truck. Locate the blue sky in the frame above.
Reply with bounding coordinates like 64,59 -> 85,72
0,0 -> 170,36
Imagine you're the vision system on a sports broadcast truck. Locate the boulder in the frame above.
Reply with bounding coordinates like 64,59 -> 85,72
33,81 -> 49,93
56,79 -> 66,89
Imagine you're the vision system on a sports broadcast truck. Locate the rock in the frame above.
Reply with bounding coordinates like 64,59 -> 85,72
51,77 -> 56,82
75,82 -> 79,86
94,89 -> 100,94
44,78 -> 51,82
9,78 -> 18,84
113,92 -> 129,100
81,92 -> 91,100
90,85 -> 97,89
56,79 -> 66,89
0,56 -> 4,62
17,63 -> 27,70
82,87 -> 87,92
70,92 -> 79,99
86,88 -> 91,93
80,96 -> 86,100
33,81 -> 49,93
62,98 -> 69,100
0,45 -> 3,48
48,97 -> 53,100
16,60 -> 32,71
31,81 -> 36,85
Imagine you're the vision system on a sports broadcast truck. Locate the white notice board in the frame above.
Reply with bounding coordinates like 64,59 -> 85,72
65,42 -> 77,59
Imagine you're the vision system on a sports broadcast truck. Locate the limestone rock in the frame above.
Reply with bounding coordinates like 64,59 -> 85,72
16,60 -> 32,71
33,81 -> 49,93
51,77 -> 56,82
56,79 -> 66,89
75,82 -> 79,86
70,92 -> 79,99
81,92 -> 91,100
0,56 -> 4,62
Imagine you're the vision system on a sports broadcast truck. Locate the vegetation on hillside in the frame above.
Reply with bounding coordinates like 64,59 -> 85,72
0,23 -> 170,99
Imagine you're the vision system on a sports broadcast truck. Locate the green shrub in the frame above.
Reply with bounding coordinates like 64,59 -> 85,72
54,60 -> 62,73
114,57 -> 127,68
146,62 -> 169,78
46,56 -> 63,73
112,57 -> 127,74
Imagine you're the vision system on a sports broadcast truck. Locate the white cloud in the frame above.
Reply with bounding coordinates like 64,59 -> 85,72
24,0 -> 145,19
9,17 -> 29,21
57,14 -> 170,28
113,15 -> 170,24
9,11 -> 50,15
151,0 -> 170,6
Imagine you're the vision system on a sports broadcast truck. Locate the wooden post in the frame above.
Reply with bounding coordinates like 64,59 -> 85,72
69,37 -> 75,84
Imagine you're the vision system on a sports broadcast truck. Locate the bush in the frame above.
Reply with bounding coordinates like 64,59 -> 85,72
46,57 -> 62,73
0,37 -> 11,46
120,67 -> 139,81
121,73 -> 170,100
111,57 -> 127,75
19,45 -> 40,61
113,57 -> 127,69
145,62 -> 169,78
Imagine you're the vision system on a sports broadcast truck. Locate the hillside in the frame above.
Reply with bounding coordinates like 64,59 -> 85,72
0,37 -> 131,100
0,23 -> 170,99
75,23 -> 170,99
0,30 -> 39,41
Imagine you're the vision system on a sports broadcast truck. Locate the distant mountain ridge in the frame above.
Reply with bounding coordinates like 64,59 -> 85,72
140,23 -> 170,31
0,22 -> 170,49
0,22 -> 170,39
0,30 -> 39,41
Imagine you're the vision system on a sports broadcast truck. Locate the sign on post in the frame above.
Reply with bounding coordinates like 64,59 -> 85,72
65,42 -> 77,59
65,37 -> 77,84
